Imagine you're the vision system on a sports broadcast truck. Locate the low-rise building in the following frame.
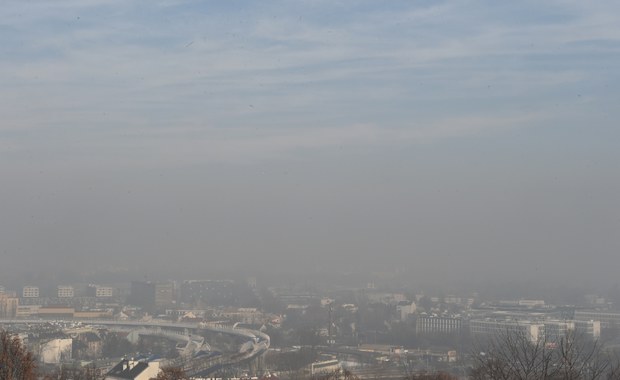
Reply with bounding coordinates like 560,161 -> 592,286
397,301 -> 417,321
574,310 -> 620,329
416,316 -> 462,335
574,319 -> 601,339
16,305 -> 40,318
544,320 -> 574,343
74,309 -> 113,319
37,306 -> 75,319
39,338 -> 72,364
366,292 -> 407,305
470,319 -> 544,343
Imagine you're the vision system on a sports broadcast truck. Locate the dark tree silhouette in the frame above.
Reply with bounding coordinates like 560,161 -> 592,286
406,372 -> 458,380
470,328 -> 620,380
150,366 -> 188,380
0,330 -> 37,380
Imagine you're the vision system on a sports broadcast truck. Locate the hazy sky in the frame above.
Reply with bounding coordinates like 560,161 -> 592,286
1,1 -> 619,285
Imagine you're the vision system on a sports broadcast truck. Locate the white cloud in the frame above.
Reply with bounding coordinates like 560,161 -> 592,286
1,0 -> 618,163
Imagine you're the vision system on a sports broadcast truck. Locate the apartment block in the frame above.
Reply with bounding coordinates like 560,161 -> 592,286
22,286 -> 40,298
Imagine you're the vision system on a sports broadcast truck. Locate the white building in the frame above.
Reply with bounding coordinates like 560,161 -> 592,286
574,310 -> 620,329
40,338 -> 72,364
58,286 -> 74,298
544,320 -> 574,343
16,305 -> 40,318
22,286 -> 39,298
470,319 -> 544,343
444,296 -> 462,304
416,316 -> 462,334
397,301 -> 417,321
519,300 -> 545,308
574,319 -> 601,339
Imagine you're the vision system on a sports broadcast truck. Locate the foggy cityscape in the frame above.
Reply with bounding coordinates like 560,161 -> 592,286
1,1 -> 619,379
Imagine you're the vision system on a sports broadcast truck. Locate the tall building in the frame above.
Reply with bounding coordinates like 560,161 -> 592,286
129,281 -> 156,313
155,282 -> 174,310
0,292 -> 19,318
179,279 -> 234,307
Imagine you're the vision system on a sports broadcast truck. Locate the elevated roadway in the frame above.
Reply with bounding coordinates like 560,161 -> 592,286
0,318 -> 269,376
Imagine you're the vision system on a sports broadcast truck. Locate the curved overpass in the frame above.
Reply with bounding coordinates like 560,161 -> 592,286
0,318 -> 269,376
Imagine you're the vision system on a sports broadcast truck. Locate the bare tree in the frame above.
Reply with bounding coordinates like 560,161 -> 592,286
471,328 -> 620,380
553,331 -> 616,380
0,330 -> 37,380
44,364 -> 100,380
405,371 -> 458,380
471,328 -> 556,380
150,366 -> 188,380
314,368 -> 360,380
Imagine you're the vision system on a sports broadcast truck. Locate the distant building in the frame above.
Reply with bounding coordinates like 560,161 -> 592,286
37,306 -> 75,319
416,316 -> 462,335
574,310 -> 620,329
213,307 -> 264,324
544,320 -> 575,343
519,300 -> 545,308
366,292 -> 407,305
77,332 -> 103,358
155,282 -> 175,310
496,299 -> 546,308
87,284 -> 114,298
444,296 -> 462,304
58,286 -> 74,298
574,319 -> 601,339
74,309 -> 113,319
584,295 -> 607,306
463,310 -> 599,342
397,301 -> 416,321
129,281 -> 156,313
16,305 -> 40,318
22,286 -> 39,298
470,319 -> 544,343
0,292 -> 19,318
39,338 -> 72,364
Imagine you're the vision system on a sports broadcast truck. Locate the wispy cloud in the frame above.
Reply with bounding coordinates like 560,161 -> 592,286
1,0 -> 619,163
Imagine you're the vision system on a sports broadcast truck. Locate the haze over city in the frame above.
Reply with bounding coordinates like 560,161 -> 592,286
1,1 -> 619,288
